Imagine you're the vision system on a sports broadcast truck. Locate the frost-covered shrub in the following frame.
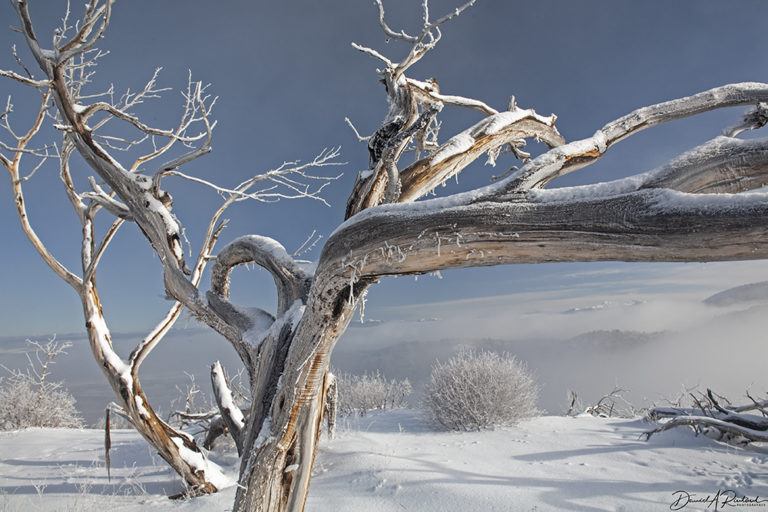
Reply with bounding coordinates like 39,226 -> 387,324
336,370 -> 412,417
0,339 -> 83,430
423,349 -> 539,431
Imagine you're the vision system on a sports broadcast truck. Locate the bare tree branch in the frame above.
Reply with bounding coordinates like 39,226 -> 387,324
398,108 -> 563,202
374,0 -> 418,43
2,92 -> 81,289
0,69 -> 50,87
81,176 -> 133,219
406,77 -> 499,116
500,82 -> 768,194
57,0 -> 113,65
211,361 -> 245,455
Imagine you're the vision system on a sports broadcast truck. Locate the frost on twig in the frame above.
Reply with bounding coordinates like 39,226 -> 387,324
164,147 -> 343,206
0,337 -> 83,430
293,230 -> 322,258
371,0 -> 477,76
344,117 -> 371,142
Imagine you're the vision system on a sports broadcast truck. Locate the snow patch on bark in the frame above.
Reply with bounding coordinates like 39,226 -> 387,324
649,188 -> 768,212
431,132 -> 474,164
87,311 -> 134,390
483,110 -> 539,135
527,175 -> 646,203
212,364 -> 245,429
134,396 -> 150,419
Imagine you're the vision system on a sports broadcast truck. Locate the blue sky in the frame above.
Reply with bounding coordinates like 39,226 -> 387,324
3,0 -> 768,338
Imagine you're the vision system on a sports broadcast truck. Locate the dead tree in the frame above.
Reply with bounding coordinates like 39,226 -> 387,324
1,0 -> 338,495
5,1 -> 768,511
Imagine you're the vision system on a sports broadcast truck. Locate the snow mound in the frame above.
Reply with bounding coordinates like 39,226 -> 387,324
1,410 -> 767,511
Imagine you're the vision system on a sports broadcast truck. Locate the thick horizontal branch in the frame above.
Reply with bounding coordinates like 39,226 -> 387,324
323,188 -> 768,280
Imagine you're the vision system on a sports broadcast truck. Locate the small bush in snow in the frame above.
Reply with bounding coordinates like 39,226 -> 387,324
336,370 -> 412,417
0,338 -> 83,430
424,349 -> 539,431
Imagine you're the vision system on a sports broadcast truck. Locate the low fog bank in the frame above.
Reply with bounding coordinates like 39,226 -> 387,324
2,271 -> 768,425
333,285 -> 768,415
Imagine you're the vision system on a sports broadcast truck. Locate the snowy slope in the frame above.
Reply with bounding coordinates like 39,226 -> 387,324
704,281 -> 768,307
2,409 -> 767,511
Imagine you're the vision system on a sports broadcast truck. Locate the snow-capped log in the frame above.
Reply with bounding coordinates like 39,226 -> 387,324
646,390 -> 768,444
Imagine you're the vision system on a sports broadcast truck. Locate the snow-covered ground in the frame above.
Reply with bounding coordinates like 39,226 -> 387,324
2,409 -> 767,511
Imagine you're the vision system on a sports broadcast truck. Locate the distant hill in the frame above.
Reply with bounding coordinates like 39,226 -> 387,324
566,329 -> 665,352
704,281 -> 768,307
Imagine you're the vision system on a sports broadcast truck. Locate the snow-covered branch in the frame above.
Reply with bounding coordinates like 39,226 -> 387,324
347,1 -> 542,219
500,82 -> 768,194
398,107 -> 563,202
81,176 -> 133,219
406,77 -> 498,116
0,69 -> 50,87
639,136 -> 768,194
211,361 -> 246,455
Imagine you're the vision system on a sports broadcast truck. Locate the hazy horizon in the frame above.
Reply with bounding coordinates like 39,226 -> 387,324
4,270 -> 767,425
